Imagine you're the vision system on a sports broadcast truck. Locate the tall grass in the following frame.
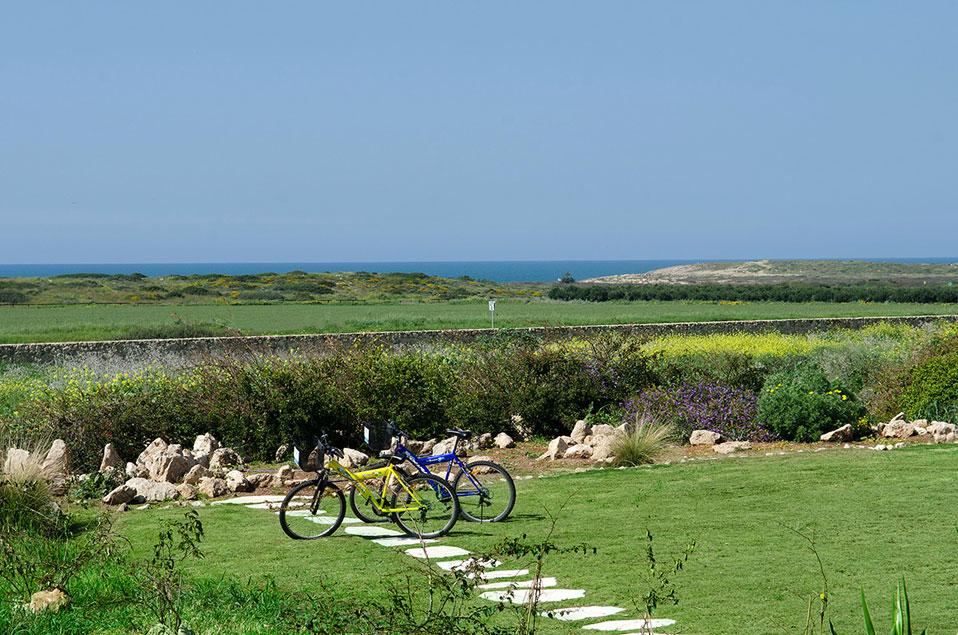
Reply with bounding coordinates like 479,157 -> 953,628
611,414 -> 675,467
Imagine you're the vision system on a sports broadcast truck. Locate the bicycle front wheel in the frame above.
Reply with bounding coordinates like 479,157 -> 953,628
392,474 -> 460,539
279,479 -> 346,540
452,460 -> 516,523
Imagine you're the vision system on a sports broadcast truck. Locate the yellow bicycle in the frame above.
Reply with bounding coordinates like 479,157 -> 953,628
279,434 -> 460,540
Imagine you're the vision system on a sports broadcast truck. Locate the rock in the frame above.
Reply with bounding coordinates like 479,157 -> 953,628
276,464 -> 293,485
934,432 -> 956,444
247,473 -> 274,489
193,433 -> 219,456
432,437 -> 459,456
137,438 -> 168,467
590,424 -> 616,440
3,447 -> 31,475
563,444 -> 594,459
537,437 -> 569,461
274,444 -> 290,462
927,421 -> 956,436
175,483 -> 199,501
197,477 -> 229,498
125,477 -> 180,503
100,443 -> 124,472
713,441 -> 752,455
40,439 -> 69,479
590,437 -> 618,462
570,420 -> 592,444
126,462 -> 148,478
690,430 -> 723,446
819,424 -> 853,443
494,432 -> 515,449
29,589 -> 70,614
474,432 -> 494,450
340,448 -> 369,469
914,425 -> 928,436
582,435 -> 593,445
893,442 -> 907,449
102,484 -> 136,505
882,419 -> 916,439
182,464 -> 209,486
225,470 -> 253,493
209,448 -> 241,471
150,451 -> 193,484
193,453 -> 210,469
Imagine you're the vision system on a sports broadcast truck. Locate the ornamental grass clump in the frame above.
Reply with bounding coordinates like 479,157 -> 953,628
0,431 -> 57,534
611,414 -> 675,467
625,382 -> 769,442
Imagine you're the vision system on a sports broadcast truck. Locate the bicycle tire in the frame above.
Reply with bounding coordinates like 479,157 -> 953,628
391,474 -> 460,538
279,479 -> 346,540
452,460 -> 516,523
349,484 -> 390,524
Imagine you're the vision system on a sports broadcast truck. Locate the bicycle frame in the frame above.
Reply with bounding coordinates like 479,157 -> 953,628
394,441 -> 487,499
325,459 -> 425,513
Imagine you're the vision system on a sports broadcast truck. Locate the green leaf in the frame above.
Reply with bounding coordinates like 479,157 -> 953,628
860,588 -> 876,635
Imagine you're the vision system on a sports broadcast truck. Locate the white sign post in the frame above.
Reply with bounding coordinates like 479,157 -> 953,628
488,299 -> 496,328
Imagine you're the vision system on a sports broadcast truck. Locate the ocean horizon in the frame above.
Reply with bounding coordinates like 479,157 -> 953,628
1,258 -> 957,283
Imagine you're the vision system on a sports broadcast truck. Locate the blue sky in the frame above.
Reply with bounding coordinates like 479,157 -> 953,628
1,2 -> 956,263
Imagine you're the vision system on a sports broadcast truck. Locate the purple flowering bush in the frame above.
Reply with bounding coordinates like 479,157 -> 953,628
624,382 -> 772,442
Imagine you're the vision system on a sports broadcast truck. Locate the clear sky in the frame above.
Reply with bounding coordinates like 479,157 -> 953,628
2,2 -> 956,263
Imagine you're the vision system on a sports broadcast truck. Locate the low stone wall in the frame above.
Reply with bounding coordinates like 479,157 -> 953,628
2,314 -> 957,369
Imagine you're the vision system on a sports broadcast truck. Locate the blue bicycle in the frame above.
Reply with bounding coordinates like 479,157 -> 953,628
350,423 -> 516,524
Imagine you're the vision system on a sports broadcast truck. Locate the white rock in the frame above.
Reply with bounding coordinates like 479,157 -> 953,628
590,424 -> 616,440
197,476 -> 229,498
713,441 -> 752,455
175,483 -> 199,500
125,477 -> 179,503
340,448 -> 369,469
136,438 -> 168,467
537,437 -> 569,461
432,437 -> 459,455
193,433 -> 220,456
582,618 -> 677,631
40,439 -> 69,479
820,424 -> 853,443
3,448 -> 31,475
474,432 -> 494,450
182,464 -> 209,486
590,437 -> 618,462
882,419 -> 916,439
225,469 -> 253,493
479,588 -> 586,604
570,420 -> 592,444
494,432 -> 515,449
102,484 -> 136,505
209,447 -> 241,471
99,444 -> 124,472
404,546 -> 470,559
276,464 -> 293,485
689,430 -> 723,446
563,444 -> 594,459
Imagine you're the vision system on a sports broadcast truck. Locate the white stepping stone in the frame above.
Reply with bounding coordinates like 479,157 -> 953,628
372,537 -> 438,547
435,558 -> 501,571
582,618 -> 676,631
405,546 -> 470,559
477,569 -> 528,580
245,502 -> 280,510
479,588 -> 585,604
540,606 -> 626,621
478,577 -> 557,590
305,515 -> 360,525
212,495 -> 286,505
345,526 -> 404,538
277,509 -> 326,516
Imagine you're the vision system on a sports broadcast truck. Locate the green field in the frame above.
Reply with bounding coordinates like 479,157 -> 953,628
112,446 -> 958,634
2,300 -> 958,343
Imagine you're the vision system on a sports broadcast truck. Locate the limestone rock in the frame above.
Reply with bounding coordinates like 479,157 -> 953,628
276,464 -> 293,485
432,437 -> 459,456
537,437 -> 569,461
3,448 -> 31,475
137,438 -> 168,467
570,420 -> 591,444
247,473 -> 274,489
927,421 -> 956,437
590,424 -> 616,440
474,432 -> 494,450
494,432 -> 515,449
590,437 -> 618,462
225,470 -> 253,493
340,448 -> 369,469
466,456 -> 497,473
29,589 -> 70,614
274,444 -> 290,462
102,484 -> 136,506
100,443 -> 124,472
192,433 -> 220,456
150,451 -> 193,484
563,444 -> 594,459
182,464 -> 209,486
126,462 -> 148,479
125,477 -> 180,503
882,418 -> 916,439
40,439 -> 69,479
198,477 -> 229,498
209,448 -> 241,471
175,483 -> 199,501
820,424 -> 853,443
689,430 -> 723,446
713,441 -> 752,455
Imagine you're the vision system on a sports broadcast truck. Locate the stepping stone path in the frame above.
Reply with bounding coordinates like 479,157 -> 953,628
223,492 -> 677,632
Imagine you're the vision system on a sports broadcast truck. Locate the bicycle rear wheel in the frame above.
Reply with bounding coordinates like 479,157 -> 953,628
279,479 -> 346,539
392,474 -> 459,538
349,483 -> 390,523
452,460 -> 516,523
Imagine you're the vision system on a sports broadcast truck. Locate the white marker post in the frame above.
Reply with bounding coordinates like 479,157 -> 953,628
488,299 -> 496,328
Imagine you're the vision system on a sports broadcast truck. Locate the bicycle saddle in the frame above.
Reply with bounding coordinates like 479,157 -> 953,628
445,428 -> 473,440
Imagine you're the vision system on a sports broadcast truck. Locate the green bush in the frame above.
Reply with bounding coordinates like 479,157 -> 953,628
898,351 -> 958,421
757,365 -> 866,441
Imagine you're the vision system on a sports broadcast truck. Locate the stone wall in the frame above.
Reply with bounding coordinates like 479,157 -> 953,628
2,314 -> 956,369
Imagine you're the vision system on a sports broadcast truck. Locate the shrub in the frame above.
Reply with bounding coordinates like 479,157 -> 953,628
898,351 -> 958,421
757,366 -> 866,441
611,414 -> 675,466
625,382 -> 767,442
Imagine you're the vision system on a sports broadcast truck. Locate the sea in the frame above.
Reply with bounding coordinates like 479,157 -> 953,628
1,258 -> 956,283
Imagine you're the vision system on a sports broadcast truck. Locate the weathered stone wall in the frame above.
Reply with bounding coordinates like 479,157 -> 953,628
2,314 -> 956,369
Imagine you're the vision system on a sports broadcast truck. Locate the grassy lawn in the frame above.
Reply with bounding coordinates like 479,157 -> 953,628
2,300 -> 958,343
120,446 -> 958,634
